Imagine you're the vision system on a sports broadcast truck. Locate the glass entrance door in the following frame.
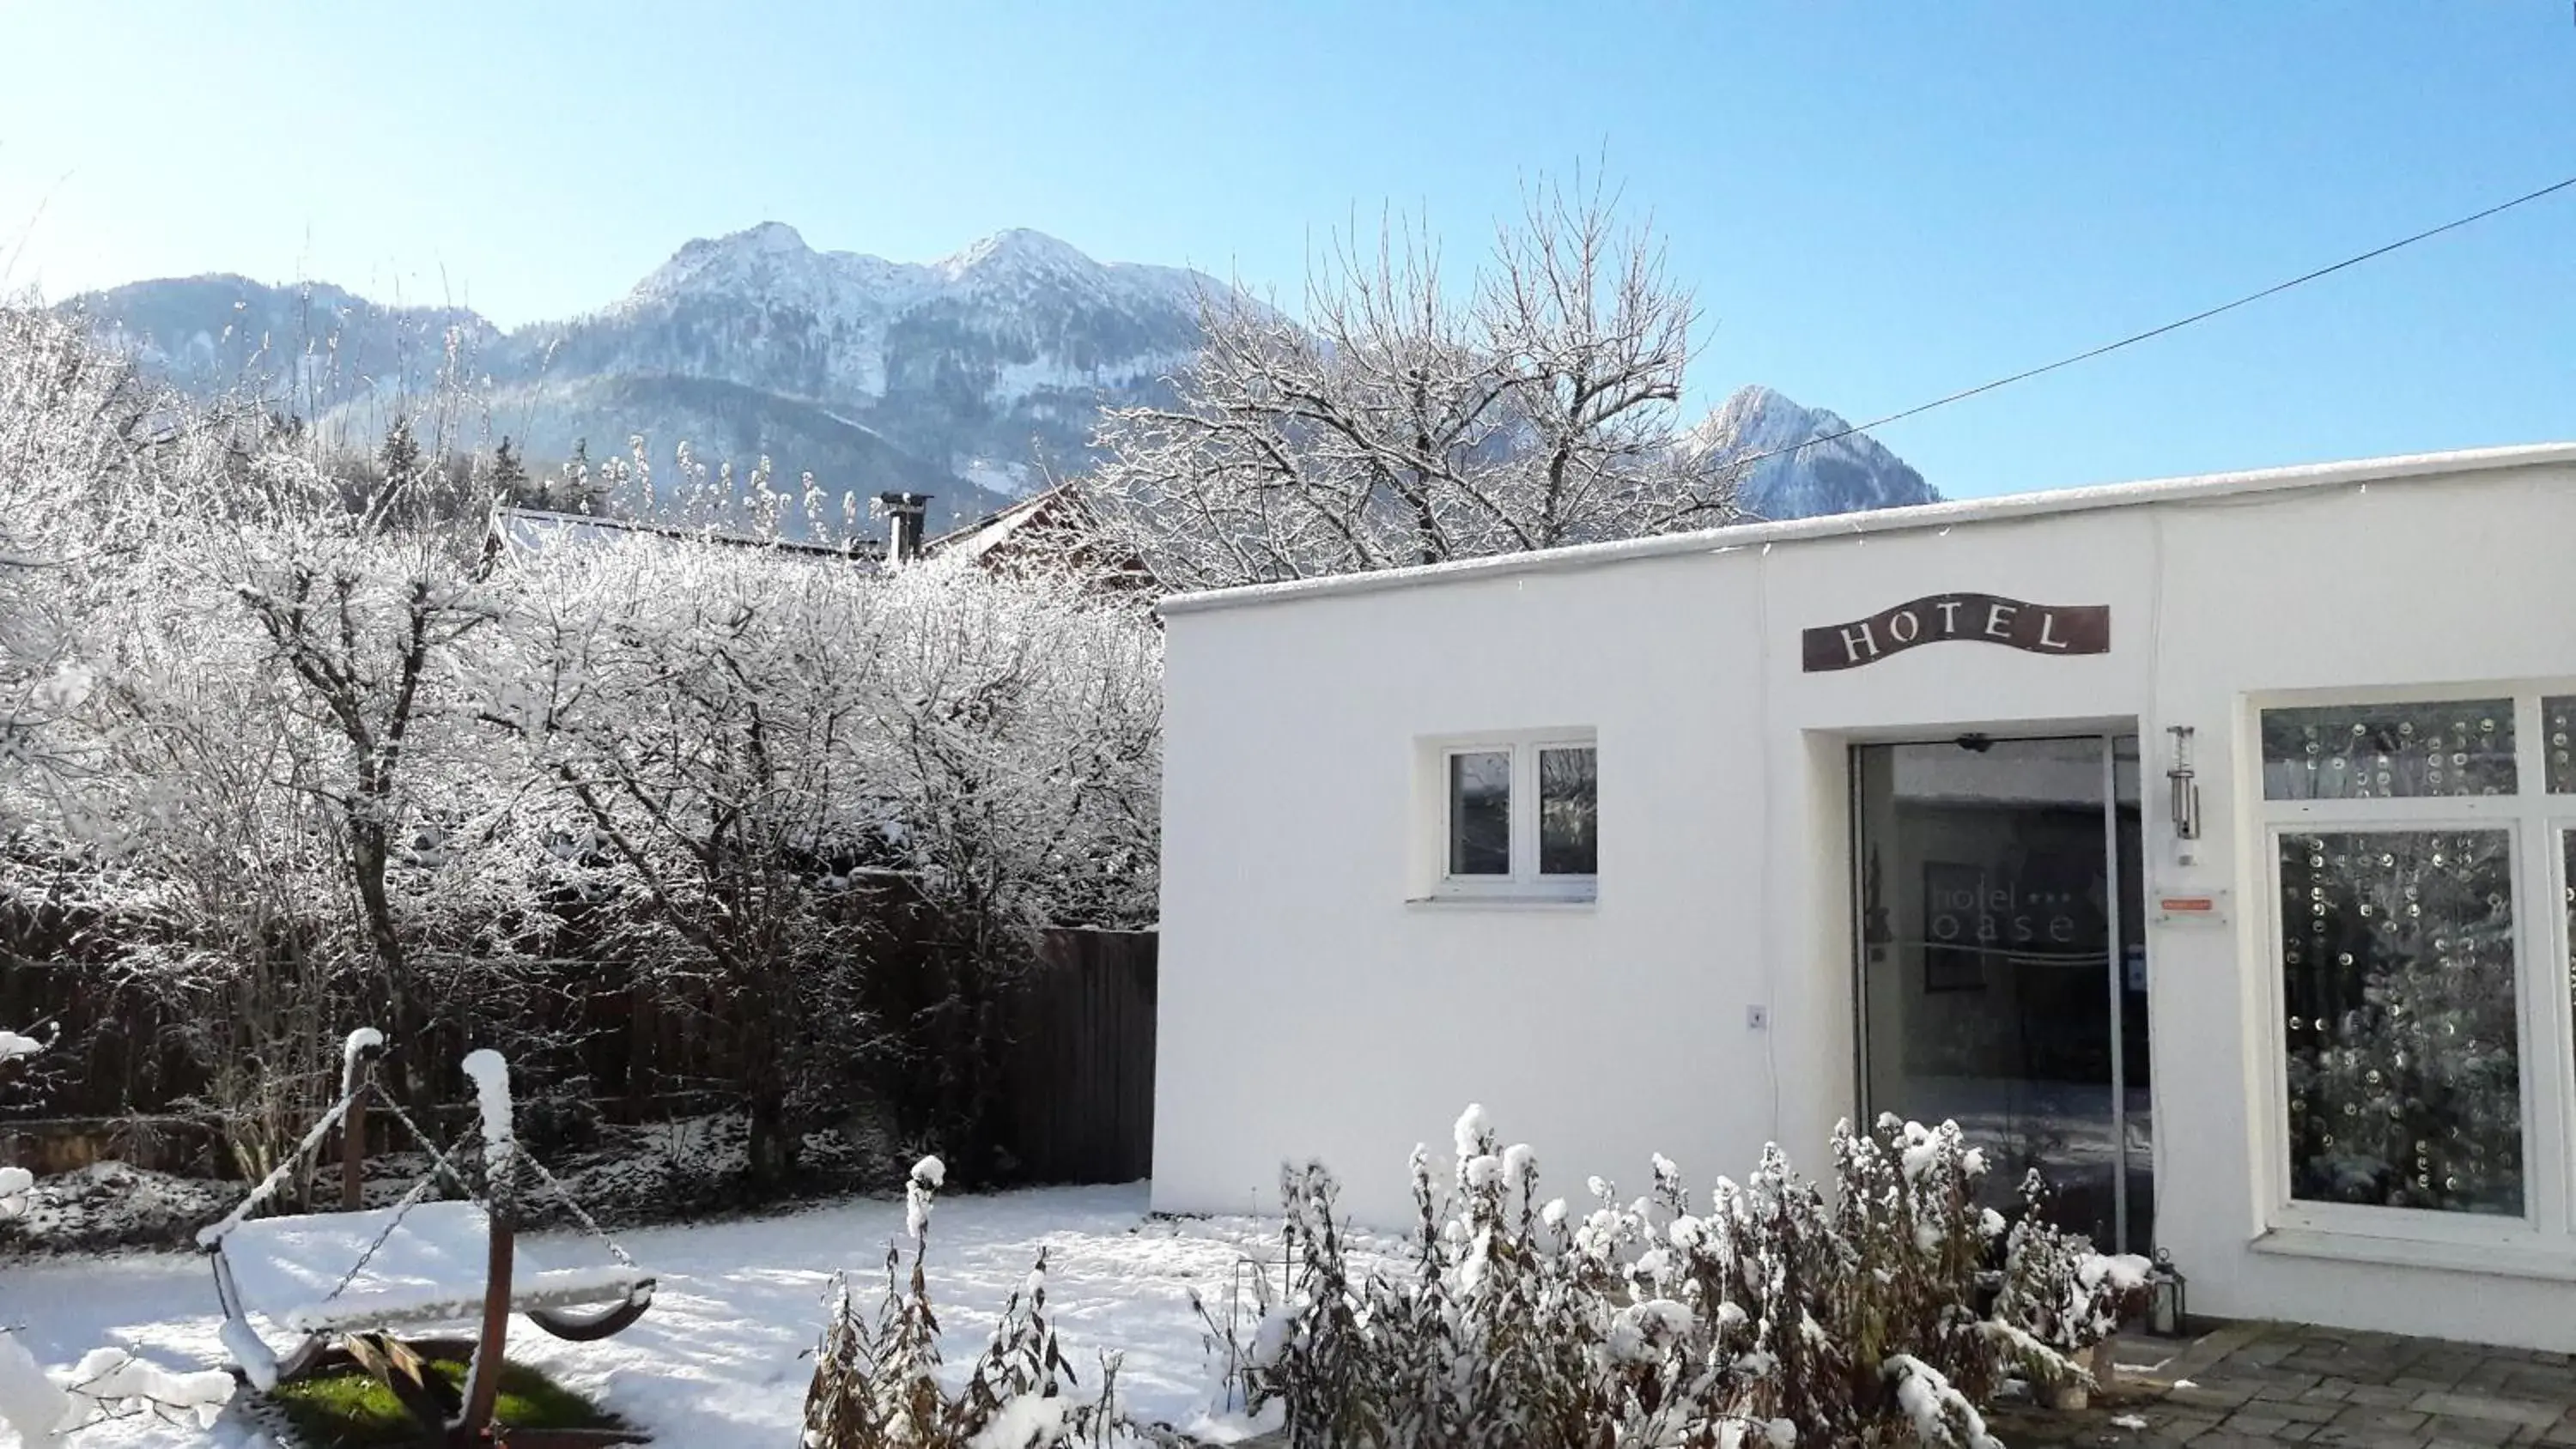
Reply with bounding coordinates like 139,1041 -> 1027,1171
1853,735 -> 2151,1252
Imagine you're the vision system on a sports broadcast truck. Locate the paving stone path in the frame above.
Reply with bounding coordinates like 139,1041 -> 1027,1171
1228,1320 -> 2576,1446
2000,1320 -> 2576,1447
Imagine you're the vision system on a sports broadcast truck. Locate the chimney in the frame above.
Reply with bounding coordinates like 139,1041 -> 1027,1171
877,492 -> 932,565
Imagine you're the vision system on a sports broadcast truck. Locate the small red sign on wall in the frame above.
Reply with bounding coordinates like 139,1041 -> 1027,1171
1801,593 -> 2111,671
2152,888 -> 2230,926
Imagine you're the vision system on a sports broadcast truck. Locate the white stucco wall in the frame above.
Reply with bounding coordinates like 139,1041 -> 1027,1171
1151,447 -> 2576,1349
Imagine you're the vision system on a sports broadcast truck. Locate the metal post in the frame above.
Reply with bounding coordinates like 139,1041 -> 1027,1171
1850,744 -> 1873,1128
457,1209 -> 514,1442
2103,736 -> 2130,1254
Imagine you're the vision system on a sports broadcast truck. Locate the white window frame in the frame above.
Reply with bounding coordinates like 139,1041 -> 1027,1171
2253,683 -> 2576,1256
1428,732 -> 1598,902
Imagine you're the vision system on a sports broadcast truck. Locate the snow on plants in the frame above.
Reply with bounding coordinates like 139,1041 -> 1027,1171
0,1331 -> 70,1449
1884,1355 -> 2001,1449
1224,1107 -> 2131,1448
3,307 -> 1164,1220
0,1331 -> 233,1446
6,1163 -> 229,1255
908,1155 -> 946,1242
803,1165 -> 1163,1449
1990,1173 -> 2154,1381
0,1183 -> 1288,1447
1083,177 -> 1741,591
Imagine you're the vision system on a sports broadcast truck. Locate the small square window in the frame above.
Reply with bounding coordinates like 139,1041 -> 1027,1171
1431,737 -> 1598,898
1448,750 -> 1512,876
1539,746 -> 1598,876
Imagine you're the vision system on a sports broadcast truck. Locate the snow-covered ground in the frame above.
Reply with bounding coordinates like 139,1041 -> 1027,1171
0,1183 -> 1296,1446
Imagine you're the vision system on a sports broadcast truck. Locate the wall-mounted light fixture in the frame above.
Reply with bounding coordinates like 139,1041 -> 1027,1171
2166,725 -> 2201,844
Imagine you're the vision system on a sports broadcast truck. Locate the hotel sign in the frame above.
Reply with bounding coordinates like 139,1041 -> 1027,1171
1802,593 -> 2110,672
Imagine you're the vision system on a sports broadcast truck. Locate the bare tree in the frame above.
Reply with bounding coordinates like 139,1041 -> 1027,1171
74,610 -> 359,1185
857,557 -> 1162,1172
195,437 -> 503,1109
1083,175 -> 1741,589
483,539 -> 895,1184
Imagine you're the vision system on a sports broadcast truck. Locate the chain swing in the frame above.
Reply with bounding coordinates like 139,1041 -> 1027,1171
198,1030 -> 654,1446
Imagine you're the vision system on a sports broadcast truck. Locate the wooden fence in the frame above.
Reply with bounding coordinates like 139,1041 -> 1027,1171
0,923 -> 1160,1187
998,929 -> 1157,1185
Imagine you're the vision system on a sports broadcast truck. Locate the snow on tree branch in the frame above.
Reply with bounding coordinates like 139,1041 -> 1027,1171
1081,173 -> 1746,590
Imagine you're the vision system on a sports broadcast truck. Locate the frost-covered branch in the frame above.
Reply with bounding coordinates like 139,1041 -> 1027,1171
1083,174 -> 1743,589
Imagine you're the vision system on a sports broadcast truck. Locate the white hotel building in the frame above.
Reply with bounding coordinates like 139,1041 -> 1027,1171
1150,443 -> 2576,1349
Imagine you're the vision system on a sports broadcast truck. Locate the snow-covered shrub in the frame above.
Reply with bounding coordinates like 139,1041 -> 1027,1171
802,1156 -> 1156,1449
0,306 -> 176,805
481,527 -> 1162,1187
1990,1173 -> 2152,1390
1230,1106 -> 2137,1448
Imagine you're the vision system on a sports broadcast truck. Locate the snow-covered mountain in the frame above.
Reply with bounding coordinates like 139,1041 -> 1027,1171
1697,385 -> 1942,520
64,223 -> 1224,532
64,228 -> 1940,532
507,223 -> 1213,508
70,274 -> 501,419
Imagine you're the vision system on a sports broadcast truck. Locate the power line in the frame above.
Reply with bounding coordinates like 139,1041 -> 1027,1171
1729,171 -> 2576,471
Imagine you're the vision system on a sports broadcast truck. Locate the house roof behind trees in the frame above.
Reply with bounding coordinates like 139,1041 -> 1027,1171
497,483 -> 1155,586
493,505 -> 890,563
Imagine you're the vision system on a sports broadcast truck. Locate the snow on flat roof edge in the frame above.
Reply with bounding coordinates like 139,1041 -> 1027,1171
1156,441 -> 2576,618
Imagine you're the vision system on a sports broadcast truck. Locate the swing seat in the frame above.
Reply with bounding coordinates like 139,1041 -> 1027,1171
201,1034 -> 656,1443
220,1201 -> 654,1338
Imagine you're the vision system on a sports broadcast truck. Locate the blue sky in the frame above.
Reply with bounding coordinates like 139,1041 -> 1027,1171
2,1 -> 2568,498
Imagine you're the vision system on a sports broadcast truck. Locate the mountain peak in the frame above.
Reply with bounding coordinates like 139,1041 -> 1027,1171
619,220 -> 848,316
663,220 -> 814,269
726,220 -> 811,255
1699,384 -> 1941,520
939,227 -> 1095,277
1708,383 -> 1850,438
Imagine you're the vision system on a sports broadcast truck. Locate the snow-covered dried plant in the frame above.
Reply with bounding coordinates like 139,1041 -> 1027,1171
1083,173 -> 1742,589
1252,1160 -> 1394,1446
803,1157 -> 947,1447
1990,1172 -> 2152,1379
802,1156 -> 1154,1449
1233,1106 -> 2135,1449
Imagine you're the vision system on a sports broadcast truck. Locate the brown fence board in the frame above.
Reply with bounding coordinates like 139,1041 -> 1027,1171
998,929 -> 1157,1185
